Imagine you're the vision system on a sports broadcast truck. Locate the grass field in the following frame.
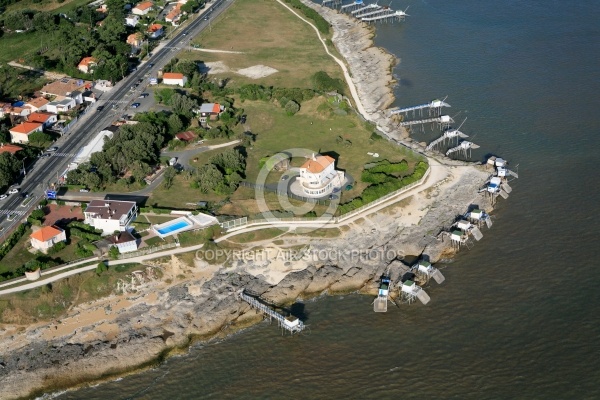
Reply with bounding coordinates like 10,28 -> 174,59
182,0 -> 345,89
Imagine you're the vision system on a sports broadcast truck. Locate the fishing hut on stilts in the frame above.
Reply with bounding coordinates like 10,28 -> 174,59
239,290 -> 305,335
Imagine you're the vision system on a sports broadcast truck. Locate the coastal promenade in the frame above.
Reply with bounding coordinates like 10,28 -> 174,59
0,158 -> 455,296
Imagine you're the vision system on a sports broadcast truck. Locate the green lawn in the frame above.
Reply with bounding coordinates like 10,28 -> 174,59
6,0 -> 93,13
0,229 -> 84,276
182,0 -> 344,90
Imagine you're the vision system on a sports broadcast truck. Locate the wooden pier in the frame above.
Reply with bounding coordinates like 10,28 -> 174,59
239,291 -> 305,335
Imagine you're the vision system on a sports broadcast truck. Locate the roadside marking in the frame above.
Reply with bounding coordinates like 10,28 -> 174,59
0,210 -> 27,215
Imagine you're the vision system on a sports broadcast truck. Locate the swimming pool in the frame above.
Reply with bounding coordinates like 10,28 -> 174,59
154,217 -> 193,237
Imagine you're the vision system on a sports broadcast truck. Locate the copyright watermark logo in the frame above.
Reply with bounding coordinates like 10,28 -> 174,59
254,148 -> 341,233
195,247 -> 404,263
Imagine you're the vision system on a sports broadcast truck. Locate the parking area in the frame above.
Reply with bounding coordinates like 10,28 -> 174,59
42,204 -> 84,228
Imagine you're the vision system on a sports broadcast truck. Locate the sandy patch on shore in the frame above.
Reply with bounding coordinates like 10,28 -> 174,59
202,62 -> 278,79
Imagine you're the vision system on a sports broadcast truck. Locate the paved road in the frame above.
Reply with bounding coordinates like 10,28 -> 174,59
0,0 -> 235,240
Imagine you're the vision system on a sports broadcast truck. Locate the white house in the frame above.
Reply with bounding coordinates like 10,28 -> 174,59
147,23 -> 163,39
162,72 -> 187,86
197,103 -> 224,122
78,57 -> 98,74
297,154 -> 345,197
25,97 -> 49,112
27,112 -> 58,128
30,226 -> 67,253
132,1 -> 153,15
9,122 -> 43,144
125,14 -> 139,26
46,97 -> 76,113
106,230 -> 138,253
84,200 -> 138,234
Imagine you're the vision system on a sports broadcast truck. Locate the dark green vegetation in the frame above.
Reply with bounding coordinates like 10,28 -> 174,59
281,0 -> 330,34
338,160 -> 429,214
0,219 -> 101,282
0,0 -> 142,79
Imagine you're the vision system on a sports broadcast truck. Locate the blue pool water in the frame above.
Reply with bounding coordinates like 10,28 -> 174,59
156,220 -> 191,235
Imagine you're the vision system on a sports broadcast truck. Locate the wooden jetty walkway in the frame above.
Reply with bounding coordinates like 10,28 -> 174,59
239,291 -> 305,334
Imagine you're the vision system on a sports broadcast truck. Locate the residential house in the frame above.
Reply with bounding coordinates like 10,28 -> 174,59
82,90 -> 97,103
84,200 -> 138,234
106,230 -> 138,253
25,97 -> 49,112
78,57 -> 98,74
70,90 -> 84,105
147,23 -> 163,39
0,102 -> 12,118
162,72 -> 187,87
10,106 -> 31,118
40,78 -> 91,98
165,6 -> 182,25
175,131 -> 196,142
132,1 -> 153,15
27,112 -> 58,128
29,226 -> 67,253
0,143 -> 23,155
297,154 -> 345,197
125,14 -> 140,26
9,122 -> 43,144
197,103 -> 224,122
127,33 -> 144,53
46,96 -> 76,114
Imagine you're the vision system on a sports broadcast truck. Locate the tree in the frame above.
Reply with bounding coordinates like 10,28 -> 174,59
174,59 -> 199,78
163,166 -> 177,189
0,153 -> 20,188
168,113 -> 184,135
209,149 -> 245,175
285,100 -> 300,116
170,93 -> 198,119
96,261 -> 108,275
195,164 -> 224,193
155,88 -> 176,105
28,131 -> 52,145
29,209 -> 45,221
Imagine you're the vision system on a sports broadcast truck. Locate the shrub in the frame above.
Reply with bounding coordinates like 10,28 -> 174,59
96,262 -> 108,275
311,71 -> 344,94
284,100 -> 300,116
47,241 -> 66,255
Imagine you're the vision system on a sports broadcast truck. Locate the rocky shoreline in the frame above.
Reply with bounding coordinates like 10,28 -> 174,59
0,4 -> 496,400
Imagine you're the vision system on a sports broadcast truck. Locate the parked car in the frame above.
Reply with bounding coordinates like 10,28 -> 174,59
137,78 -> 143,83
96,105 -> 104,112
149,62 -> 154,67
41,153 -> 51,158
139,93 -> 149,98
48,146 -> 59,152
79,189 -> 89,193
0,194 -> 7,200
131,103 -> 141,108
8,188 -> 19,194
241,115 -> 247,123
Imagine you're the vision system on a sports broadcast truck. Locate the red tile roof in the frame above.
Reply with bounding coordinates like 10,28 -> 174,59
30,226 -> 64,242
27,112 -> 54,124
134,1 -> 153,11
78,57 -> 97,68
147,23 -> 163,32
163,72 -> 184,80
175,131 -> 196,141
301,155 -> 335,174
26,97 -> 49,109
9,122 -> 42,134
0,143 -> 23,154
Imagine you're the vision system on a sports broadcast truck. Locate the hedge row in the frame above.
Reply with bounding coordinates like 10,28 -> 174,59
282,0 -> 330,34
339,161 -> 428,214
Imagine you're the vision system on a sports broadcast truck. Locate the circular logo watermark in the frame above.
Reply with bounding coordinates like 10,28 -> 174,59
254,148 -> 341,233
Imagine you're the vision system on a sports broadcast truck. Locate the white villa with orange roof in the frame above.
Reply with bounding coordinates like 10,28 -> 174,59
162,72 -> 187,86
132,1 -> 153,15
9,122 -> 43,144
30,226 -> 67,253
78,57 -> 97,74
297,154 -> 345,197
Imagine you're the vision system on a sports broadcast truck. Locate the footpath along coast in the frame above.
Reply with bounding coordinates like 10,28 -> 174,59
0,2 -> 495,399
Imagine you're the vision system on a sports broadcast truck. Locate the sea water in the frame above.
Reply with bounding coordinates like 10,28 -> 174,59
59,0 -> 600,398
